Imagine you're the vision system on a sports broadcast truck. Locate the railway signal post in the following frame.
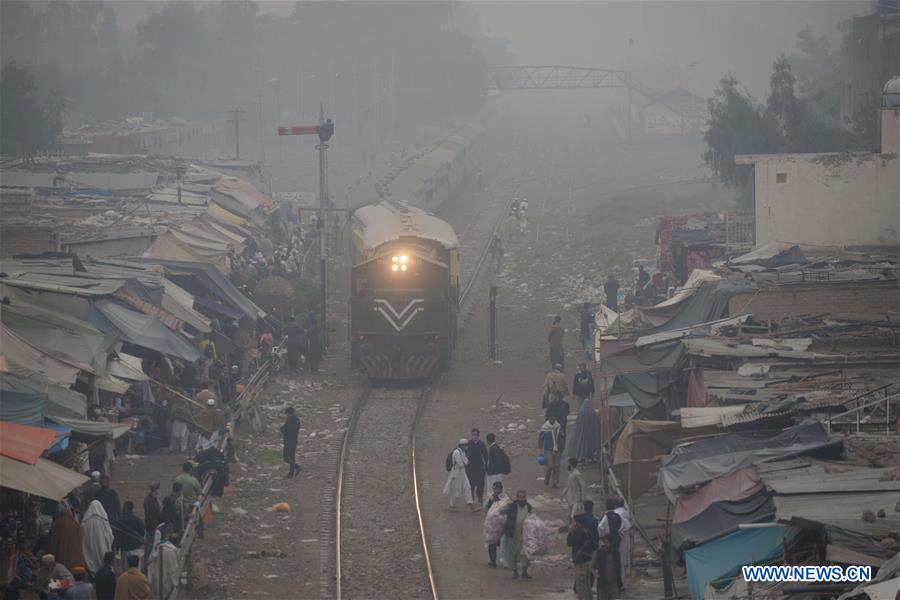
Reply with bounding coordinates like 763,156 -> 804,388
278,110 -> 335,352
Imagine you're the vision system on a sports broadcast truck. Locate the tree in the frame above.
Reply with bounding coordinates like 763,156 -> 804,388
0,62 -> 64,160
702,74 -> 773,200
786,26 -> 841,126
765,56 -> 801,145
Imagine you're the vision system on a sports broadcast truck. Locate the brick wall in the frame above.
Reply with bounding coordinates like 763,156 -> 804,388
0,226 -> 57,258
729,280 -> 900,321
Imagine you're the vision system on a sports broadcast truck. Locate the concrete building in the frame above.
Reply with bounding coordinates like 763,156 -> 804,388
736,77 -> 899,250
839,4 -> 900,129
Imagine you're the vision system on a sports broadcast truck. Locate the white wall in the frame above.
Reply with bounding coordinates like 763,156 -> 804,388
750,152 -> 899,248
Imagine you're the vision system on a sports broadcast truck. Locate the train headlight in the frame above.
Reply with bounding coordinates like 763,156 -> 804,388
392,256 -> 399,263
400,264 -> 407,272
391,264 -> 399,272
399,255 -> 408,264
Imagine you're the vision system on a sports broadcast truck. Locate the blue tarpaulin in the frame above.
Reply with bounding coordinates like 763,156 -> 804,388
685,525 -> 794,599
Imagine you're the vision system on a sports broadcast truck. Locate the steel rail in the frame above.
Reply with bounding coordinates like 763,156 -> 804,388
410,379 -> 439,600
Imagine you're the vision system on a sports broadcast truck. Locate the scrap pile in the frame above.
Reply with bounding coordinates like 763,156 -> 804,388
599,226 -> 899,599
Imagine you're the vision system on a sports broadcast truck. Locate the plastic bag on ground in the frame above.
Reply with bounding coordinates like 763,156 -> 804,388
523,513 -> 549,556
482,498 -> 512,545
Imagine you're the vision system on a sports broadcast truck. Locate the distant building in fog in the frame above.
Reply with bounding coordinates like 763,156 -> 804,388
736,77 -> 899,250
632,87 -> 708,137
838,1 -> 900,129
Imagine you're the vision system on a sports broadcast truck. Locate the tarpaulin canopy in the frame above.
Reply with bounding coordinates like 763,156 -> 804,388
1,372 -> 86,420
0,421 -> 58,464
132,258 -> 264,321
0,296 -> 119,373
46,415 -> 131,439
672,490 -> 775,550
603,341 -> 687,413
685,525 -> 796,600
88,299 -> 200,362
0,372 -> 47,426
0,454 -> 88,500
639,281 -> 753,338
730,242 -> 808,268
107,353 -> 148,381
0,324 -> 84,386
659,422 -> 843,500
674,466 -> 763,523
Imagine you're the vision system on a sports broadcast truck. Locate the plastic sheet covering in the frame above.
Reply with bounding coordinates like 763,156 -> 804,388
659,422 -> 842,500
107,353 -> 148,381
0,421 -> 58,464
0,373 -> 86,420
88,299 -> 200,362
0,455 -> 88,500
0,324 -> 83,386
522,514 -> 549,556
483,498 -> 511,544
46,416 -> 131,439
684,525 -> 795,600
671,490 -> 775,550
603,341 -> 687,412
674,466 -> 763,524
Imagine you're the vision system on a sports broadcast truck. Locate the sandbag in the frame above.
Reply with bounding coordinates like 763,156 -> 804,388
482,498 -> 512,545
523,514 -> 549,556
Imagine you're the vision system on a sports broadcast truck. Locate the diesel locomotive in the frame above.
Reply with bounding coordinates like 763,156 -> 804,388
350,201 -> 460,379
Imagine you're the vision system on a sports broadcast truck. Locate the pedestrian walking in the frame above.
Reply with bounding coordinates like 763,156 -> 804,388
94,552 -> 117,600
66,566 -> 95,600
545,393 -> 570,436
281,407 -> 301,478
142,484 -> 161,568
597,499 -> 624,596
306,328 -> 322,373
566,514 -> 597,600
484,433 -> 511,501
46,504 -> 85,574
117,502 -> 145,572
572,362 -> 594,402
604,274 -> 619,311
95,475 -> 121,528
174,462 -> 202,508
614,497 -> 633,587
489,235 -> 505,273
81,501 -> 114,577
548,316 -> 565,369
465,429 -> 488,505
485,481 -> 507,567
147,533 -> 177,600
562,457 -> 586,522
538,417 -> 565,488
569,394 -> 599,464
542,364 -> 569,408
284,321 -> 307,371
578,302 -> 594,359
160,484 -> 183,537
115,555 -> 150,600
443,439 -> 479,512
502,489 -> 532,579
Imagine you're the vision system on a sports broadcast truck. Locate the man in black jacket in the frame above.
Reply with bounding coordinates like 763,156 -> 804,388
281,407 -> 301,478
572,363 -> 595,402
95,475 -> 121,528
142,483 -> 161,566
567,512 -> 598,600
117,501 -> 145,570
465,429 -> 488,505
93,551 -> 117,600
485,433 -> 510,499
545,395 -> 571,436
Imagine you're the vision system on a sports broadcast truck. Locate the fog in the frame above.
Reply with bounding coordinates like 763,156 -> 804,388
473,1 -> 863,98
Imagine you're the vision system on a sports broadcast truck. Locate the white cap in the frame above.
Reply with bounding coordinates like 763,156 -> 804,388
206,398 -> 216,407
91,471 -> 100,480
458,438 -> 468,445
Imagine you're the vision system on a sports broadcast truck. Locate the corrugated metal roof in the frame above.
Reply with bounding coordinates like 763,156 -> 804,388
774,492 -> 899,537
683,338 -> 832,360
63,171 -> 158,191
766,466 -> 900,494
0,172 -> 58,188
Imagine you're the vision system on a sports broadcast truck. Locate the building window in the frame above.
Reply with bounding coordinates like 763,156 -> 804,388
776,173 -> 787,183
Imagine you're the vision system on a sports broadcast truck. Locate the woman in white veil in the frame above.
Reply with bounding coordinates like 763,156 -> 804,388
81,500 -> 114,575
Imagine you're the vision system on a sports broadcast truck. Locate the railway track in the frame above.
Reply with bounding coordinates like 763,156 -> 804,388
326,123 -> 526,600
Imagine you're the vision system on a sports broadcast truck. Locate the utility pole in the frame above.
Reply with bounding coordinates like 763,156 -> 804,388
257,93 -> 266,163
317,105 -> 333,352
228,108 -> 246,159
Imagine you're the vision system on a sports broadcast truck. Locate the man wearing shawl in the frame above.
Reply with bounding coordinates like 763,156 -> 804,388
81,500 -> 114,576
148,532 -> 179,600
443,439 -> 479,512
46,504 -> 85,573
562,457 -> 587,521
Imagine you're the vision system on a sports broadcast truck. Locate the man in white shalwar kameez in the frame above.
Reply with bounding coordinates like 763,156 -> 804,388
443,439 -> 480,512
614,498 -> 633,586
81,500 -> 114,576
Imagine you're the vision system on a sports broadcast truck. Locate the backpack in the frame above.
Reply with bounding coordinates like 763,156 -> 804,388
496,447 -> 511,475
445,450 -> 454,472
